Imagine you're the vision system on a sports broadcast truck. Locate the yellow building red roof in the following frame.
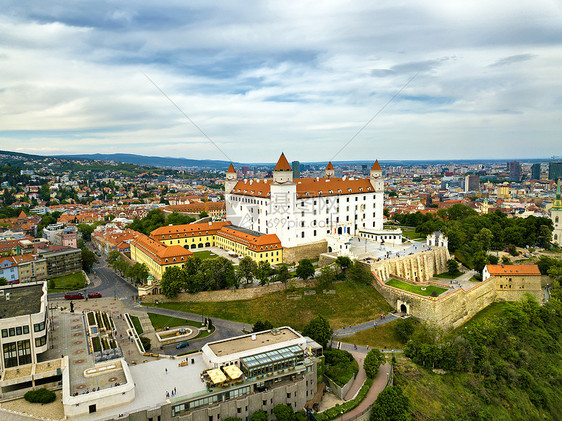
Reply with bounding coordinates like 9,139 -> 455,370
150,221 -> 232,239
486,264 -> 541,276
217,226 -> 281,251
130,233 -> 192,265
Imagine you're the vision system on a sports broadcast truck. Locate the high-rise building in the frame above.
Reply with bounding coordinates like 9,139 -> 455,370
531,163 -> 541,180
361,164 -> 368,175
464,175 -> 480,192
509,161 -> 522,181
241,166 -> 249,176
292,161 -> 301,179
549,161 -> 562,180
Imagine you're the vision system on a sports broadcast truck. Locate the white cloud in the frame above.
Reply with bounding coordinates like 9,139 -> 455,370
0,0 -> 561,162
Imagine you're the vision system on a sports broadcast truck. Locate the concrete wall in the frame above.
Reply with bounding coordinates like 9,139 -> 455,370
282,241 -> 327,264
324,372 -> 355,400
141,279 -> 317,304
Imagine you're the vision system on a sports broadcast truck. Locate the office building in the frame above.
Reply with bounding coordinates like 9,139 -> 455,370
292,161 -> 301,179
549,161 -> 562,181
509,161 -> 521,181
531,163 -> 541,180
464,175 -> 480,193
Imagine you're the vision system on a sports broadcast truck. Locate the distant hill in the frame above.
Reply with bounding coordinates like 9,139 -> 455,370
56,153 -> 235,170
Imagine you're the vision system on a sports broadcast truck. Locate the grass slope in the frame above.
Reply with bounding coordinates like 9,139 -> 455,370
144,282 -> 392,330
147,313 -> 203,330
340,319 -> 420,350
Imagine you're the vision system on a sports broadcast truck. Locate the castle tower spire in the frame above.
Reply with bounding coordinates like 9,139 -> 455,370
325,162 -> 335,178
225,163 -> 238,194
273,153 -> 293,184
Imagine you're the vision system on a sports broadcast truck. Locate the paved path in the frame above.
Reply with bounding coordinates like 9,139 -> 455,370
333,314 -> 399,337
342,363 -> 391,421
344,351 -> 366,401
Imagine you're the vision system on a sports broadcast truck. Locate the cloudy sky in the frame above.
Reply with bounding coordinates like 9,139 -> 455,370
1,1 -> 561,163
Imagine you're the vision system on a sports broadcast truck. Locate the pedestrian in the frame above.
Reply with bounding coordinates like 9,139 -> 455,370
174,387 -> 176,395
165,368 -> 168,374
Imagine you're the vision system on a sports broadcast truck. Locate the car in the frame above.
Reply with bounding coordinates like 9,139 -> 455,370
87,292 -> 102,298
64,292 -> 84,300
176,341 -> 189,349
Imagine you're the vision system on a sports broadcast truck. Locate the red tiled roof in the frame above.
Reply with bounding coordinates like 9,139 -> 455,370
231,177 -> 374,198
150,221 -> 231,239
274,153 -> 291,171
130,233 -> 192,265
326,162 -> 334,170
227,164 -> 236,174
486,264 -> 541,276
371,160 -> 381,171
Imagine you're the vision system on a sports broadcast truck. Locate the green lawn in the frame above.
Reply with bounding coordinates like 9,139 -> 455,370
394,226 -> 425,240
130,315 -> 143,335
144,281 -> 392,330
192,250 -> 218,260
386,278 -> 448,297
147,313 -> 203,330
340,318 -> 419,350
47,271 -> 87,293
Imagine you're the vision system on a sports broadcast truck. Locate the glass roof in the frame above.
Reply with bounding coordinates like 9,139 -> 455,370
241,346 -> 303,368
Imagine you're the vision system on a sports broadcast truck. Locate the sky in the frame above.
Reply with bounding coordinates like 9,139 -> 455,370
1,1 -> 561,163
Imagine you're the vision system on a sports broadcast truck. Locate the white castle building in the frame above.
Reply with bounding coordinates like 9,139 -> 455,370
225,153 -> 385,248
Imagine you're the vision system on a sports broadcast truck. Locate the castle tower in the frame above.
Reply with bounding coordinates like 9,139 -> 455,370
272,153 -> 293,184
325,162 -> 335,178
225,163 -> 237,194
552,180 -> 562,246
369,160 -> 383,192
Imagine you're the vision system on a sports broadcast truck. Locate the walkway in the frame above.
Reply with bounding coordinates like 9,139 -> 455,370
342,363 -> 391,421
332,314 -> 399,337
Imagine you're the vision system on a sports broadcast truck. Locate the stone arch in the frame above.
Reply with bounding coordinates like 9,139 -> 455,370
205,242 -> 211,247
328,246 -> 333,253
198,243 -> 204,248
337,227 -> 343,235
397,300 -> 410,315
190,244 -> 197,249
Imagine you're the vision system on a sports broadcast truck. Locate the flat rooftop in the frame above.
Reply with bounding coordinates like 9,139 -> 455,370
0,283 -> 43,318
209,328 -> 300,357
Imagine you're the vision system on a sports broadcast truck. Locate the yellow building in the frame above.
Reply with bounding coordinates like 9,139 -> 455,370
13,254 -> 48,283
130,233 -> 193,281
216,226 -> 282,265
150,221 -> 231,250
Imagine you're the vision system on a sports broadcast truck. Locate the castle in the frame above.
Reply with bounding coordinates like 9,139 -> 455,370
225,153 -> 384,260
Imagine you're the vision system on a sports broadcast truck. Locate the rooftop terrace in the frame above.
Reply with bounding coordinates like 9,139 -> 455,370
208,328 -> 300,357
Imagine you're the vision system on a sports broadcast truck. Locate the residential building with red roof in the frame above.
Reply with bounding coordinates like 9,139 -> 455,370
483,264 -> 543,302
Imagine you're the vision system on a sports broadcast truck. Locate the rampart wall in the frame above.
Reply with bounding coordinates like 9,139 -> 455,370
282,240 -> 327,264
372,247 -> 449,282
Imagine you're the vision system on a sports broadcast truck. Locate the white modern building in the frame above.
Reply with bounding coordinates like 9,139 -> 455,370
225,154 -> 385,248
0,283 -> 50,385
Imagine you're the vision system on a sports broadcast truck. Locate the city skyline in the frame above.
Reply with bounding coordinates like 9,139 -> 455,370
1,1 -> 561,162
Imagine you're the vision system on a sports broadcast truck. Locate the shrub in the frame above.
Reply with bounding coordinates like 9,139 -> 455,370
140,336 -> 151,351
24,388 -> 56,404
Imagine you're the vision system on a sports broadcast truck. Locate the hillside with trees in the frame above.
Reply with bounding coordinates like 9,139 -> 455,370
393,204 -> 553,270
392,272 -> 562,420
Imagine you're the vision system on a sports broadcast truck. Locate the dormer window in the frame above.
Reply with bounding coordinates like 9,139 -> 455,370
329,190 -> 333,194
306,192 -> 310,196
348,188 -> 352,192
338,189 -> 342,193
359,188 -> 363,192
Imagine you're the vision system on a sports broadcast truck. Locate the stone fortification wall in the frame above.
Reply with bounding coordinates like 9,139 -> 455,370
141,279 -> 316,303
372,247 -> 450,282
371,271 -> 497,331
283,240 -> 327,264
318,253 -> 337,268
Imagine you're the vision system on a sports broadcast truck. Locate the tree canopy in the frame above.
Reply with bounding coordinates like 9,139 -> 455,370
302,315 -> 333,349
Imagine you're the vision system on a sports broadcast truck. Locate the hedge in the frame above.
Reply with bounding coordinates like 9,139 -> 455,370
24,388 -> 56,404
316,378 -> 374,421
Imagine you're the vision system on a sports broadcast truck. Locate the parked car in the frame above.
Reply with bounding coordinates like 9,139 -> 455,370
64,292 -> 84,300
176,341 -> 189,349
87,292 -> 102,298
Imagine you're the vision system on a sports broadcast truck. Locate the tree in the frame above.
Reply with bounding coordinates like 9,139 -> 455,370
315,266 -> 336,288
364,349 -> 385,378
253,320 -> 273,332
335,256 -> 352,272
81,247 -> 98,272
273,404 -> 294,421
446,259 -> 459,276
199,211 -> 209,219
296,259 -> 315,280
369,386 -> 410,421
77,223 -> 96,242
239,256 -> 258,284
302,315 -> 333,349
0,277 -> 8,286
475,227 -> 494,251
275,264 -> 290,285
346,261 -> 373,284
394,318 -> 415,343
161,266 -> 184,298
39,184 -> 51,202
256,260 -> 272,285
250,410 -> 268,421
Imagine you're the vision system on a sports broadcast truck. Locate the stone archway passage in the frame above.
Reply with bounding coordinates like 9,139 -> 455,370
400,304 -> 407,313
